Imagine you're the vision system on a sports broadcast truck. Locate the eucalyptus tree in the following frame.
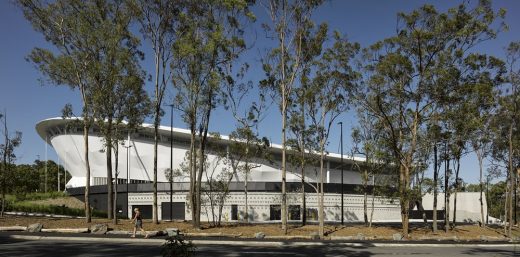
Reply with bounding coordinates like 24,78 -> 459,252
359,2 -> 505,235
260,0 -> 323,233
223,78 -> 270,223
0,112 -> 22,217
18,0 -> 151,222
490,41 -> 520,236
304,32 -> 359,238
172,0 -> 254,229
201,134 -> 230,227
287,98 -> 314,226
82,1 -> 150,221
504,41 -> 520,229
131,0 -> 180,224
351,110 -> 386,227
446,53 -> 504,227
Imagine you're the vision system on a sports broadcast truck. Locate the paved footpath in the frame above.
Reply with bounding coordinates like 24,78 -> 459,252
1,232 -> 519,257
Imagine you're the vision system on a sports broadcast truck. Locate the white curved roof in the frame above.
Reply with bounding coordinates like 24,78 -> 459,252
36,117 -> 365,164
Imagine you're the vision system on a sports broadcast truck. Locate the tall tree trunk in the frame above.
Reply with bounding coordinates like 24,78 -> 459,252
452,158 -> 460,227
281,97 -> 287,234
318,150 -> 325,238
195,140 -> 206,228
153,105 -> 159,224
417,198 -> 427,225
507,124 -> 513,237
189,128 -> 196,224
369,184 -> 375,228
476,146 -> 485,227
1,114 -> 7,218
301,155 -> 306,226
504,171 -> 509,235
244,171 -> 249,223
106,120 -> 113,220
444,145 -> 450,233
433,144 -> 438,232
400,164 -> 410,236
300,97 -> 307,226
195,105 -> 211,229
280,0 -> 288,234
300,97 -> 306,226
244,146 -> 250,223
152,47 -> 162,225
363,169 -> 368,226
83,121 -> 92,223
113,143 -> 119,225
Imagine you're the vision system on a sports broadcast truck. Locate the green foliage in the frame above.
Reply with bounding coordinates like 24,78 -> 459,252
14,191 -> 68,201
170,0 -> 254,227
161,235 -> 196,257
487,181 -> 506,219
5,200 -> 106,218
464,183 -> 481,192
5,160 -> 71,195
358,1 -> 506,234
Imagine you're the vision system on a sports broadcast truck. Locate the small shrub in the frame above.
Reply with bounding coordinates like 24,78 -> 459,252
161,235 -> 196,257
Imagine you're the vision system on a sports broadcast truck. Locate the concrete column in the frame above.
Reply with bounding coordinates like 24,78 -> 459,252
327,161 -> 330,183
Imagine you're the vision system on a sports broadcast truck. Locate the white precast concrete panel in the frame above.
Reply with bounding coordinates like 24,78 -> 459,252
37,117 -> 366,187
421,192 -> 487,222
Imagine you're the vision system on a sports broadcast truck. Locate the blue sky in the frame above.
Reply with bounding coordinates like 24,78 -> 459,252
0,0 -> 518,183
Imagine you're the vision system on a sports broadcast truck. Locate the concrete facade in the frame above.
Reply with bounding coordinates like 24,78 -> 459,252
38,117 -> 487,224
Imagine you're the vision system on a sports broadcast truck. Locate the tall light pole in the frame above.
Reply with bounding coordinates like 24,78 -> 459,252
63,127 -> 67,191
114,142 -> 119,225
57,155 -> 60,192
36,154 -> 40,192
45,135 -> 48,193
168,104 -> 174,221
338,121 -> 344,225
123,133 -> 132,218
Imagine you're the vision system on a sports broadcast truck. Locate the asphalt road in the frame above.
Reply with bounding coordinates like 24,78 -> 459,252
1,237 -> 519,257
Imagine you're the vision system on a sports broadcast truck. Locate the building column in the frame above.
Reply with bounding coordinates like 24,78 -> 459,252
326,161 -> 330,183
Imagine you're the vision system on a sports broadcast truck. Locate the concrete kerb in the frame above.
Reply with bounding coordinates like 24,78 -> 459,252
5,234 -> 519,248
1,226 -> 517,245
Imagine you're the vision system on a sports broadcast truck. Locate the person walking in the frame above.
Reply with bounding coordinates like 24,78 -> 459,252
130,207 -> 148,238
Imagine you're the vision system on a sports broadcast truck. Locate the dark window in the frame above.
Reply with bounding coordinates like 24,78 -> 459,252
231,205 -> 238,220
270,205 -> 281,220
289,205 -> 301,220
306,208 -> 318,221
161,202 -> 185,220
132,205 -> 153,219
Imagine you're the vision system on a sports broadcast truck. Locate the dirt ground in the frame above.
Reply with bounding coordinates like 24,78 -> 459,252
1,215 -> 518,240
24,197 -> 85,209
3,196 -> 518,240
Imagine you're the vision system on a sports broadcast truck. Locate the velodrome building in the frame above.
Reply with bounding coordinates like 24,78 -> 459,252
36,117 -> 486,223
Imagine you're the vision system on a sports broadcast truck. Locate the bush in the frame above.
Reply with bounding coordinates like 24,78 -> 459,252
15,191 -> 68,202
5,201 -> 107,218
161,235 -> 196,257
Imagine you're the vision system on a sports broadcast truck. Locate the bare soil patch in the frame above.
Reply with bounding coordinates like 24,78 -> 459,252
24,197 -> 85,209
1,215 -> 517,240
3,196 -> 517,239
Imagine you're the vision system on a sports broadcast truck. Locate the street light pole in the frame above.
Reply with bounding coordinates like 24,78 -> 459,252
114,142 -> 119,225
123,133 -> 132,218
57,155 -> 60,192
45,135 -> 48,193
63,128 -> 67,191
338,121 -> 344,225
169,104 -> 174,221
